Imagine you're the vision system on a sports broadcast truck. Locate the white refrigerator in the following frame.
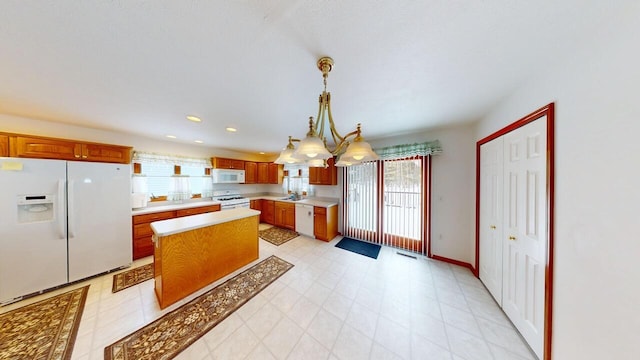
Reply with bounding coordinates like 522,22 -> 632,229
0,157 -> 132,303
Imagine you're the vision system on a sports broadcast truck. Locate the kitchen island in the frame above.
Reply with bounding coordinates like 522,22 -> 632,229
150,207 -> 260,309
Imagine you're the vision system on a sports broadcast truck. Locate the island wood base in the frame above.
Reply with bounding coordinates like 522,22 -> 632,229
153,214 -> 259,309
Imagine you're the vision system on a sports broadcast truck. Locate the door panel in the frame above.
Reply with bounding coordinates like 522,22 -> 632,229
0,158 -> 68,302
67,161 -> 131,282
502,117 -> 546,359
479,138 -> 503,305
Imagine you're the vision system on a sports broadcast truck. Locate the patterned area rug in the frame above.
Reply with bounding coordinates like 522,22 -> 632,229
0,285 -> 89,360
104,255 -> 293,360
112,263 -> 154,293
259,226 -> 299,246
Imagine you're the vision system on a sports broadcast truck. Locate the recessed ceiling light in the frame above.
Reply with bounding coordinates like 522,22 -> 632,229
225,127 -> 237,132
259,152 -> 265,154
194,140 -> 203,143
166,135 -> 177,139
186,115 -> 201,122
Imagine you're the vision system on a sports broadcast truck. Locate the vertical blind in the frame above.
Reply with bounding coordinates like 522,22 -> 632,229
342,141 -> 439,255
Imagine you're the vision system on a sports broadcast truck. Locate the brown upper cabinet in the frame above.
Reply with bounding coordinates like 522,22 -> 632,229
10,135 -> 132,164
213,157 -> 282,184
212,157 -> 245,169
257,162 -> 269,184
309,157 -> 338,185
268,163 -> 283,184
245,161 -> 257,184
0,135 -> 8,157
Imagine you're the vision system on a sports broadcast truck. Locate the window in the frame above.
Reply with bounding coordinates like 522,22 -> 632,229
282,165 -> 310,195
132,152 -> 212,200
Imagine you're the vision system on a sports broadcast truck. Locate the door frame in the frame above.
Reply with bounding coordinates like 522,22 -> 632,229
475,103 -> 555,360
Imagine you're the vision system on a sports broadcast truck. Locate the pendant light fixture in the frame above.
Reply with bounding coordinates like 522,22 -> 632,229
274,57 -> 378,167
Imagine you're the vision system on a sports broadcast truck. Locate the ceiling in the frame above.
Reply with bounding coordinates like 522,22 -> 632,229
0,1 -> 625,154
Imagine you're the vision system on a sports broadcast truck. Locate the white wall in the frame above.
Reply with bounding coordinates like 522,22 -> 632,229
475,5 -> 640,359
369,123 -> 476,264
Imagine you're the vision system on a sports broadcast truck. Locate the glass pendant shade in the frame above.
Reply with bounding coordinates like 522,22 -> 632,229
295,135 -> 332,159
274,148 -> 300,164
341,139 -> 379,162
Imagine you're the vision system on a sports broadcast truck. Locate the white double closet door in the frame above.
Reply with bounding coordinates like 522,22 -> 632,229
479,116 -> 547,359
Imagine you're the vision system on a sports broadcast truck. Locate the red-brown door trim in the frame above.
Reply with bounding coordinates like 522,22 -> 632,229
475,102 -> 555,360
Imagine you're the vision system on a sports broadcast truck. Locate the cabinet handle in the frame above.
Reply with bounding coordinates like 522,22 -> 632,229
74,154 -> 81,158
81,155 -> 88,158
508,236 -> 516,241
490,225 -> 496,229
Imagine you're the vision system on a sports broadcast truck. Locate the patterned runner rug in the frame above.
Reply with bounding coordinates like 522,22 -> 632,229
0,285 -> 89,360
112,263 -> 154,293
259,226 -> 299,246
104,255 -> 293,360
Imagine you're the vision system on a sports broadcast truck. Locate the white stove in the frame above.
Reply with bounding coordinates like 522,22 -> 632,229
212,190 -> 250,210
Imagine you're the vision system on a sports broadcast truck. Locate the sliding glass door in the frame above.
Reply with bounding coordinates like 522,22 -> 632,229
344,156 -> 430,254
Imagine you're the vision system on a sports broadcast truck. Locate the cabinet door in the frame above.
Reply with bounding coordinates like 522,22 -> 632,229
212,157 -> 232,169
0,135 -> 8,156
274,202 -> 285,227
284,203 -> 296,230
309,166 -> 321,185
231,159 -> 245,169
13,136 -> 81,160
321,157 -> 338,185
250,199 -> 261,211
82,143 -> 132,164
257,163 -> 269,183
313,207 -> 327,240
310,158 -> 337,185
261,200 -> 275,224
133,223 -> 155,259
268,163 -> 283,184
245,162 -> 257,184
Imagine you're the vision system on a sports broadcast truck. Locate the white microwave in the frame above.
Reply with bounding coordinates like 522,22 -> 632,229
212,169 -> 245,184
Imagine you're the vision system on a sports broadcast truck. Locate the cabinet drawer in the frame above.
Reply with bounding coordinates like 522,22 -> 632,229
133,236 -> 154,259
314,206 -> 327,215
133,210 -> 176,224
133,223 -> 153,238
176,205 -> 220,217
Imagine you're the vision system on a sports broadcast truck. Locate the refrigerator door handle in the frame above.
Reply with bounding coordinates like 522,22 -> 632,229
68,179 -> 75,238
57,179 -> 66,239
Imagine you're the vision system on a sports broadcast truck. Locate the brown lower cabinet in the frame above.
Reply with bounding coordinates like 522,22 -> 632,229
132,204 -> 221,260
314,205 -> 339,241
261,200 -> 275,224
250,199 -> 261,211
274,201 -> 295,230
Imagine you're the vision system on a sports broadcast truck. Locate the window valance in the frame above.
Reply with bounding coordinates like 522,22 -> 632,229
374,140 -> 442,160
132,151 -> 212,167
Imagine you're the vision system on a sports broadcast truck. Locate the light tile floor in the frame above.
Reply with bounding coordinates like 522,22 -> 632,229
1,224 -> 537,360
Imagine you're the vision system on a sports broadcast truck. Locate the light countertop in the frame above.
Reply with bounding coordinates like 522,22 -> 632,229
150,207 -> 260,237
249,195 -> 339,208
132,200 -> 222,216
132,196 -> 338,215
